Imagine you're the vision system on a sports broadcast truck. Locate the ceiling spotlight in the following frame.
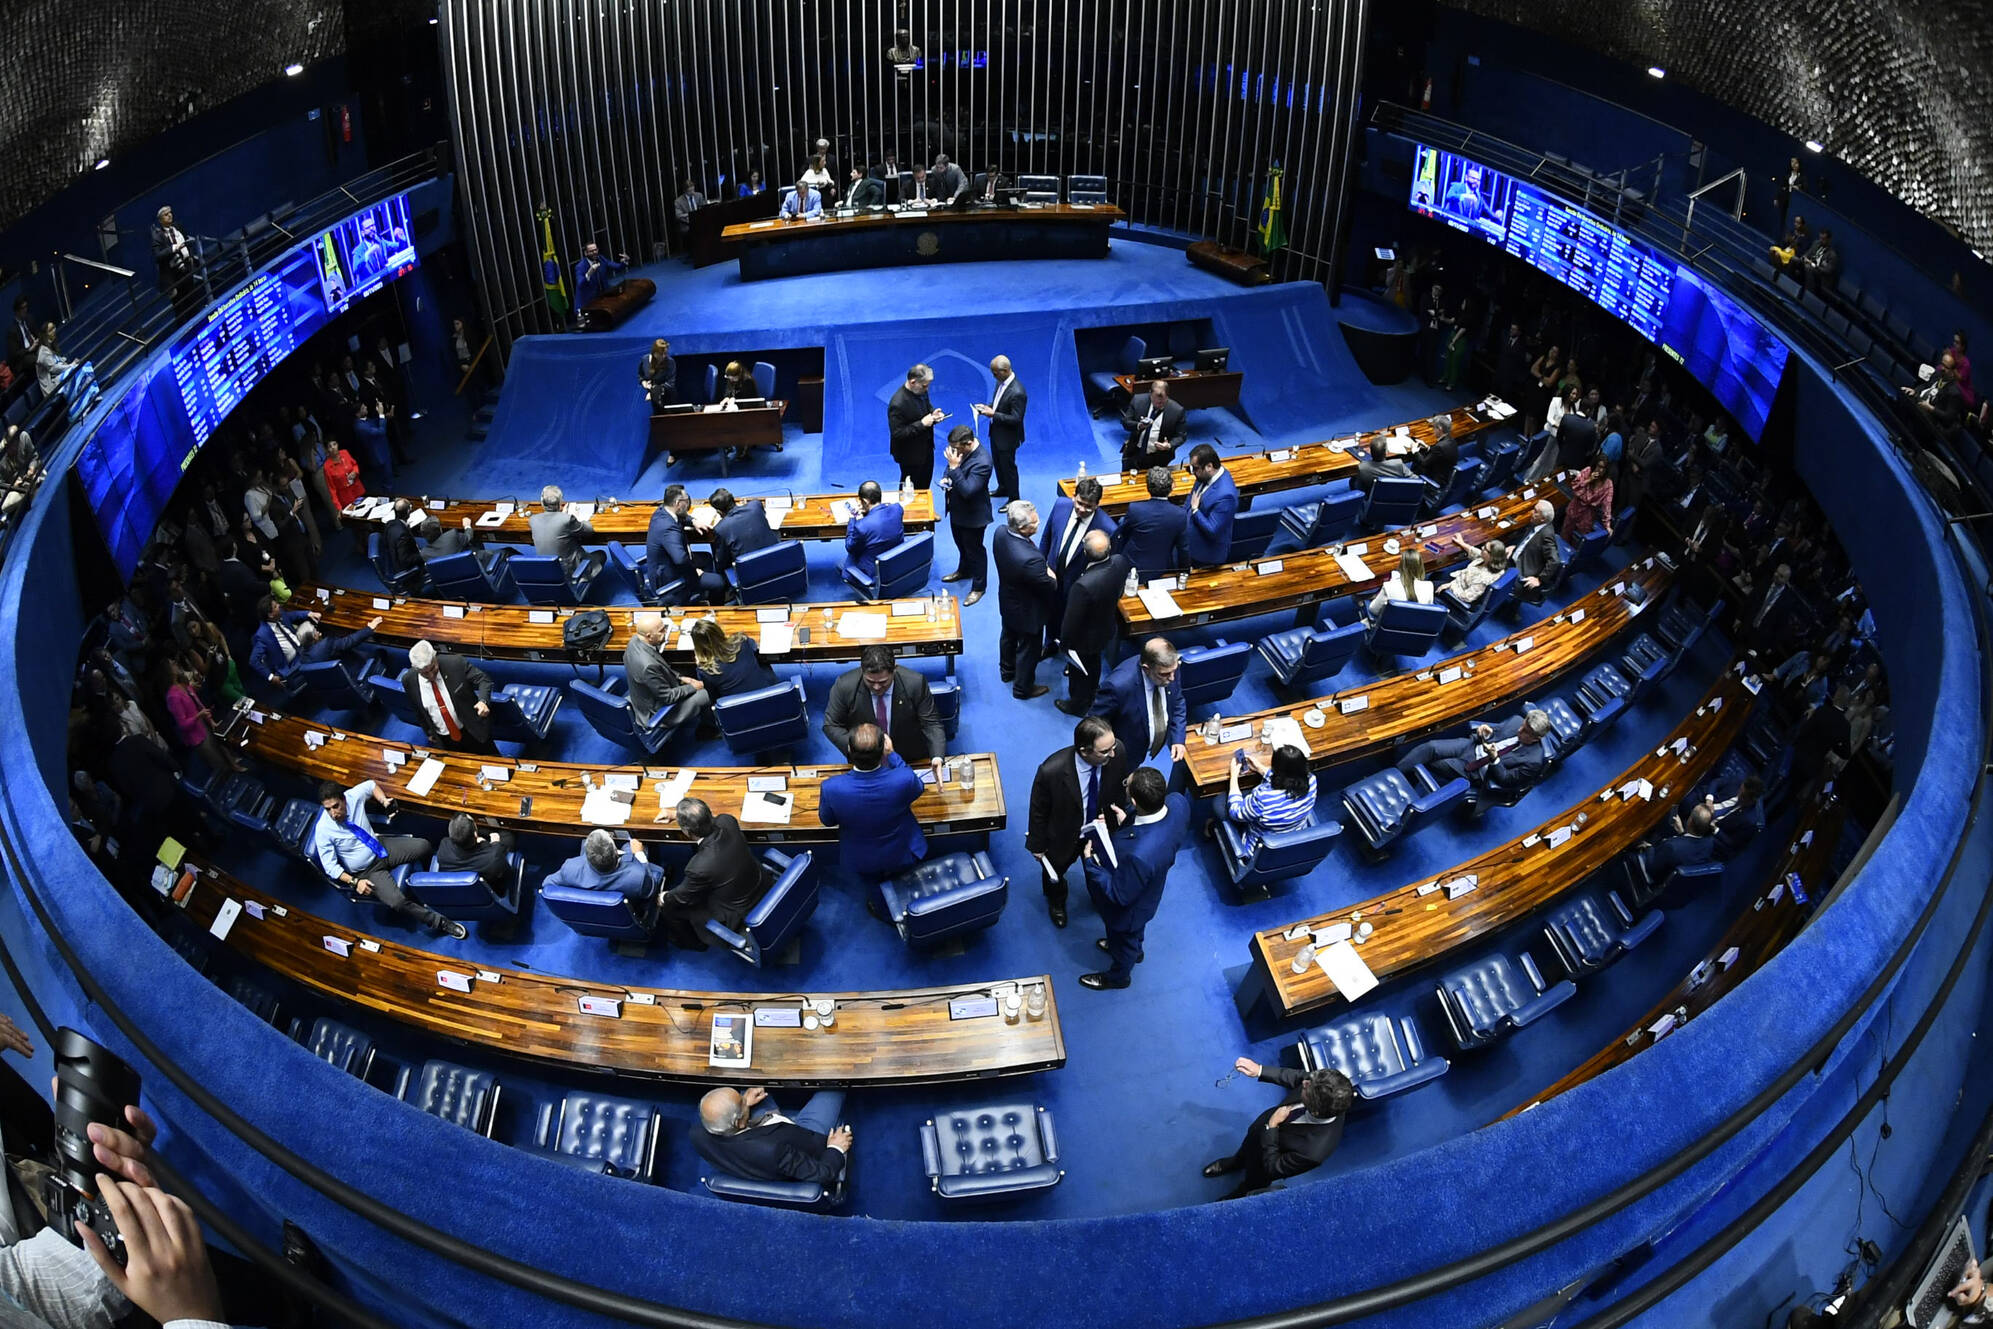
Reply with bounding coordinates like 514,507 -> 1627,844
1804,139 -> 1824,153
284,63 -> 304,76
94,158 -> 110,170
1646,66 -> 1665,79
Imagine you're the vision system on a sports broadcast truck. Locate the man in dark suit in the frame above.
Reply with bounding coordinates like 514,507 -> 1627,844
661,799 -> 764,949
706,488 -> 780,577
5,297 -> 36,381
845,165 -> 886,207
1495,323 -> 1531,410
994,502 -> 1059,699
382,499 -> 475,575
646,484 -> 726,604
929,153 -> 968,203
624,611 -> 713,737
817,722 -> 926,879
248,597 -> 382,687
1801,228 -> 1840,292
1354,436 -> 1414,493
1182,444 -> 1239,567
214,538 -> 268,624
896,163 -> 933,206
1079,767 -> 1188,989
1415,414 -> 1459,494
975,164 -> 1010,202
401,640 -> 499,753
1396,708 -> 1554,794
1121,380 -> 1188,472
841,481 -> 904,585
1040,476 -> 1115,646
692,1085 -> 851,1189
150,205 -> 203,320
1204,1059 -> 1356,1198
1635,803 -> 1719,882
938,425 -> 993,603
544,828 -> 664,901
1687,774 -> 1765,860
1057,532 -> 1133,716
1513,501 -> 1564,603
1744,563 -> 1796,646
1027,715 -> 1130,928
435,813 -> 518,897
1111,468 -> 1188,579
571,242 -> 628,309
887,363 -> 944,489
973,354 -> 1027,498
528,485 -> 606,579
823,644 -> 947,766
1092,637 -> 1188,763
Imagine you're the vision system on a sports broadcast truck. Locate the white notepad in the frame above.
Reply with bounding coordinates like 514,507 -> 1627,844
405,758 -> 446,797
1316,940 -> 1379,1002
1333,552 -> 1373,582
760,623 -> 794,655
837,612 -> 889,640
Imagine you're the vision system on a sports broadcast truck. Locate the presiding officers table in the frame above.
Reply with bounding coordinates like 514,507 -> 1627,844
345,489 -> 938,546
722,202 -> 1128,280
172,855 -> 1065,1086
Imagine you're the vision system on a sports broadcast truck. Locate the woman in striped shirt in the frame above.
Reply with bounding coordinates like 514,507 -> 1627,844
1210,743 -> 1317,854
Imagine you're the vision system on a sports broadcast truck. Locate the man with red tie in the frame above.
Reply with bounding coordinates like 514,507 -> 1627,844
400,638 -> 498,754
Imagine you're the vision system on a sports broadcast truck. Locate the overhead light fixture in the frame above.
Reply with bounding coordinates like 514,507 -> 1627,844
1804,139 -> 1824,153
284,62 -> 304,76
429,15 -> 438,23
93,158 -> 110,170
1646,66 -> 1665,78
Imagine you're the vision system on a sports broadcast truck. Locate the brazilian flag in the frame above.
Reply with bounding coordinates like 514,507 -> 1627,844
1255,166 -> 1287,256
537,205 -> 569,322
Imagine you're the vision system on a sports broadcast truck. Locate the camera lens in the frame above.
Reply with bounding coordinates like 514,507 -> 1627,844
50,1028 -> 139,1197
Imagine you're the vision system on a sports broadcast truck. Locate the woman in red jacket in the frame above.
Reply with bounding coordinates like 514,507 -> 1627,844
321,444 -> 368,553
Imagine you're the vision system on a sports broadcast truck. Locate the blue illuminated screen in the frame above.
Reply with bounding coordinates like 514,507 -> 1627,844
315,194 -> 416,313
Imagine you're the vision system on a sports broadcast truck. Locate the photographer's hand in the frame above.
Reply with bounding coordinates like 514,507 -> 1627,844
0,1014 -> 33,1059
88,1108 -> 159,1188
81,1175 -> 225,1325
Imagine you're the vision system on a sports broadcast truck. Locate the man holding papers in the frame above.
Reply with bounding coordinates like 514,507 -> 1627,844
1396,708 -> 1554,794
1203,1059 -> 1355,1199
1079,768 -> 1187,990
1026,716 -> 1130,929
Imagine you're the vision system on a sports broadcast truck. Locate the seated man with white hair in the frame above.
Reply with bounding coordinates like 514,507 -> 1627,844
527,483 -> 606,578
689,1084 -> 853,1188
399,638 -> 498,753
544,827 -> 665,901
624,610 -> 714,739
1396,707 -> 1556,793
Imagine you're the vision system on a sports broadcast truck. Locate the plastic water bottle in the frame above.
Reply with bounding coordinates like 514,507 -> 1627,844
900,475 -> 914,502
1124,567 -> 1139,597
1291,942 -> 1318,975
1203,715 -> 1221,745
925,591 -> 937,622
1076,459 -> 1088,479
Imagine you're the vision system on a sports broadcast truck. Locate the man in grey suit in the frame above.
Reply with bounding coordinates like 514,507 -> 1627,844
930,153 -> 968,203
1353,436 -> 1414,494
1513,500 -> 1564,602
624,610 -> 713,738
529,484 -> 606,579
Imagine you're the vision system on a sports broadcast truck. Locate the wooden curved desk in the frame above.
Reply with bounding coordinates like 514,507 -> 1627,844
1246,666 -> 1756,1019
344,489 -> 938,545
1180,559 -> 1674,796
301,585 -> 963,667
173,855 -> 1065,1086
1119,481 -> 1566,635
224,712 -> 1006,846
721,203 -> 1128,280
1499,792 -> 1843,1120
1058,400 -> 1515,514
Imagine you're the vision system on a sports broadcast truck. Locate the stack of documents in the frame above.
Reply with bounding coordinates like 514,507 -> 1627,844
1136,585 -> 1182,619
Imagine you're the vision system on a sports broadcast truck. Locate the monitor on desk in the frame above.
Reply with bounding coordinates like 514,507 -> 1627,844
730,397 -> 769,410
1193,347 -> 1230,373
656,402 -> 697,415
1135,355 -> 1175,379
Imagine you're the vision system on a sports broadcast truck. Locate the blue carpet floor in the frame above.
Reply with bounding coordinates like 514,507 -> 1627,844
204,248 -> 1809,1222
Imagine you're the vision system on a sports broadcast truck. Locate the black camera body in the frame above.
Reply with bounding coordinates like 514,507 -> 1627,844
44,1028 -> 140,1265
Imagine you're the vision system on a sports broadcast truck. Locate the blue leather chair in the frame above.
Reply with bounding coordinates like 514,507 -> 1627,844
703,363 -> 719,403
1177,639 -> 1254,708
705,849 -> 817,966
1656,596 -> 1725,653
1624,853 -> 1724,911
1544,891 -> 1664,978
714,678 -> 810,755
1567,527 -> 1612,577
930,675 -> 962,740
511,553 -> 602,606
1257,618 -> 1364,690
394,1059 -> 501,1137
1018,174 -> 1061,204
1477,438 -> 1523,497
920,1102 -> 1063,1201
843,533 -> 934,601
1364,599 -> 1449,660
701,1171 -> 840,1211
405,852 -> 527,927
294,656 -> 382,710
878,851 -> 1008,948
1513,429 -> 1554,482
270,797 -> 321,861
229,976 -> 282,1026
1211,816 -> 1342,901
752,361 -> 777,401
424,548 -> 516,602
1086,335 -> 1146,406
366,671 -> 428,732
728,541 -> 809,603
1277,488 -> 1364,551
1226,508 -> 1283,561
489,683 -> 562,744
1425,459 -> 1485,515
368,532 -> 424,594
1340,768 -> 1467,855
177,760 -> 217,806
1537,696 -> 1588,768
1621,643 -> 1673,702
207,772 -> 278,833
1574,661 -> 1633,721
1439,566 -> 1518,642
1361,476 -> 1428,529
1067,174 -> 1109,204
294,1017 -> 375,1079
1297,1011 -> 1450,1101
567,676 -> 682,755
533,1092 -> 660,1181
541,876 -> 661,943
1434,951 -> 1576,1051
604,543 -> 668,605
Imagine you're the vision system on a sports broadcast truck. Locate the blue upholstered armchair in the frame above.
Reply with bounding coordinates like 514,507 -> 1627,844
843,533 -> 934,602
395,1059 -> 501,1137
1296,1011 -> 1450,1101
1543,891 -> 1664,978
1177,638 -> 1254,709
1277,488 -> 1364,551
704,849 -> 818,965
714,678 -> 810,755
293,656 -> 382,710
1363,598 -> 1449,660
532,1092 -> 660,1181
405,851 -> 528,927
424,548 -> 516,602
292,1016 -> 375,1080
1210,816 -> 1342,902
1340,767 -> 1467,856
877,851 -> 1008,948
1434,951 -> 1576,1051
728,541 -> 809,603
1360,475 -> 1427,529
510,553 -> 602,606
920,1101 -> 1063,1201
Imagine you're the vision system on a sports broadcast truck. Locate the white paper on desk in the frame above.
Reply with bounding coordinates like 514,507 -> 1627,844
1136,585 -> 1183,619
442,605 -> 465,619
242,900 -> 265,920
761,504 -> 788,530
1708,697 -> 1722,712
528,609 -> 555,625
1648,1013 -> 1678,1039
1344,542 -> 1369,557
1634,779 -> 1654,801
580,787 -> 633,826
1316,940 -> 1380,1002
372,597 -> 390,610
437,970 -> 473,993
479,765 -> 509,784
1569,608 -> 1585,624
829,499 -> 856,523
1313,921 -> 1354,946
739,791 -> 794,824
1514,636 -> 1535,653
1333,552 -> 1374,582
304,730 -> 328,749
1671,737 -> 1689,754
601,773 -> 639,793
491,501 -> 515,516
382,749 -> 404,767
890,601 -> 926,617
1263,716 -> 1312,755
760,623 -> 794,655
1547,826 -> 1572,848
477,510 -> 506,527
652,770 -> 695,811
1437,667 -> 1463,685
568,502 -> 595,522
1418,524 -> 1439,537
837,611 -> 890,639
754,607 -> 789,623
1800,829 -> 1814,847
1269,449 -> 1294,462
405,758 -> 446,797
1256,559 -> 1284,576
747,776 -> 787,793
315,586 -> 331,602
1720,946 -> 1742,969
209,899 -> 242,940
1476,506 -> 1498,521
675,630 -> 694,650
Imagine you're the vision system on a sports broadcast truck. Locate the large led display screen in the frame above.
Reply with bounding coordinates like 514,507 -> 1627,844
315,194 -> 416,313
1411,144 -> 1787,437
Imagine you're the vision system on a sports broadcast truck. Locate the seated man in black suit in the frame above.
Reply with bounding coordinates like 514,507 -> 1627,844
660,797 -> 765,950
692,1085 -> 852,1189
1121,380 -> 1187,472
1414,414 -> 1459,494
644,483 -> 727,604
1396,708 -> 1554,794
1111,467 -> 1189,579
1694,774 -> 1765,859
1634,803 -> 1718,881
434,812 -> 518,897
1353,435 -> 1414,494
706,487 -> 780,577
822,643 -> 946,769
845,165 -> 886,207
383,498 -> 476,574
1203,1057 -> 1356,1200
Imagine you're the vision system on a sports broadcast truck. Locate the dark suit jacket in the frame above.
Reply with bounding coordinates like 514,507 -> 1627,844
1091,655 -> 1187,756
399,654 -> 496,744
1110,499 -> 1187,577
1183,468 -> 1239,566
645,508 -> 702,594
822,665 -> 945,761
435,836 -> 513,892
382,518 -> 422,575
712,504 -> 779,572
943,445 -> 994,527
1645,830 -> 1718,878
545,849 -> 661,901
986,377 -> 1027,450
1121,397 -> 1188,458
1418,438 -> 1460,493
150,222 -> 195,284
1229,1065 -> 1347,1192
1082,793 -> 1188,937
843,503 -> 904,579
1026,743 -> 1131,867
994,527 -> 1059,633
818,753 -> 927,875
1705,781 -> 1766,859
1472,716 -> 1551,792
1354,455 -> 1414,493
664,814 -> 763,929
1061,555 -> 1133,655
846,177 -> 886,207
887,385 -> 935,470
1039,495 -> 1118,610
639,351 -> 678,403
931,163 -> 968,201
1515,523 -> 1563,587
1555,412 -> 1598,470
690,1113 -> 846,1186
696,638 -> 779,700
217,558 -> 267,622
623,635 -> 699,728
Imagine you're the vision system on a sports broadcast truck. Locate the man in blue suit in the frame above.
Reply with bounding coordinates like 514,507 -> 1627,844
817,722 -> 926,879
779,179 -> 824,220
247,595 -> 382,687
1182,444 -> 1239,567
1634,804 -> 1718,884
842,481 -> 905,587
938,425 -> 993,603
545,828 -> 664,901
1111,467 -> 1189,578
1039,475 -> 1115,647
645,484 -> 727,604
707,488 -> 780,576
1091,637 -> 1188,764
1080,767 -> 1189,989
571,243 -> 628,309
994,501 -> 1059,699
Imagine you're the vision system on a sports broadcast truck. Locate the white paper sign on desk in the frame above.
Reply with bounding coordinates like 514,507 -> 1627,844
405,759 -> 446,797
1344,543 -> 1368,557
315,587 -> 331,602
1135,585 -> 1183,619
1513,637 -> 1535,653
1256,559 -> 1284,576
1476,506 -> 1498,520
494,501 -> 515,516
747,776 -> 787,793
436,970 -> 474,994
568,502 -> 595,522
528,610 -> 555,625
1333,552 -> 1374,582
476,510 -> 507,527
1337,695 -> 1369,715
442,605 -> 465,619
479,765 -> 509,784
1316,940 -> 1379,1002
837,612 -> 890,640
1262,716 -> 1312,755
1547,826 -> 1572,848
890,601 -> 926,617
209,899 -> 242,941
756,607 -> 790,623
372,598 -> 390,610
1436,666 -> 1462,685
759,623 -> 794,655
652,770 -> 695,813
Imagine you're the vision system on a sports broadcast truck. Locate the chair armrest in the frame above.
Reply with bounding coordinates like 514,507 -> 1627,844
703,919 -> 750,951
701,1174 -> 829,1207
903,877 -> 1005,918
1413,777 -> 1470,816
527,1146 -> 619,1177
1506,979 -> 1576,1028
1355,1058 -> 1450,1100
919,1122 -> 944,1179
392,1065 -> 412,1101
1034,1105 -> 1060,1165
1617,909 -> 1666,951
934,1164 -> 1064,1200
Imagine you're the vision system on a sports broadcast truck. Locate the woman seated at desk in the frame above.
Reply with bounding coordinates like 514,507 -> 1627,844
1368,548 -> 1434,617
1445,537 -> 1510,604
691,618 -> 780,700
1208,744 -> 1317,854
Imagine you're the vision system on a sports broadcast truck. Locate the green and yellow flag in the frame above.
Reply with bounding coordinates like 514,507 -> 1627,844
536,205 -> 569,321
1255,166 -> 1287,256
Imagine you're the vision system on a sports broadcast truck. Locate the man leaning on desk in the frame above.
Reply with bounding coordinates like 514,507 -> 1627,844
824,644 -> 947,771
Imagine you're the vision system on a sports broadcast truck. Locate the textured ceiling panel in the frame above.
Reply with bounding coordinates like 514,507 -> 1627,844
0,0 -> 346,229
1440,0 -> 1993,250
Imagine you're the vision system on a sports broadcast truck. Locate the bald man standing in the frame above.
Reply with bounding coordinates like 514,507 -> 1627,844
973,353 -> 1029,499
1058,530 -> 1134,715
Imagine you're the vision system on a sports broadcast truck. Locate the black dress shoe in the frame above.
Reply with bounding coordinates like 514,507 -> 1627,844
1013,685 -> 1050,700
1055,698 -> 1088,717
963,589 -> 984,606
1078,971 -> 1131,990
1203,1156 -> 1243,1178
940,571 -> 968,583
1096,937 -> 1111,953
1048,902 -> 1068,928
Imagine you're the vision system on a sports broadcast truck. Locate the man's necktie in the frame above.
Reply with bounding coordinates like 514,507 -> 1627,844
275,623 -> 298,662
1148,683 -> 1167,757
431,677 -> 462,740
1060,516 -> 1086,569
874,692 -> 889,729
1085,764 -> 1100,821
